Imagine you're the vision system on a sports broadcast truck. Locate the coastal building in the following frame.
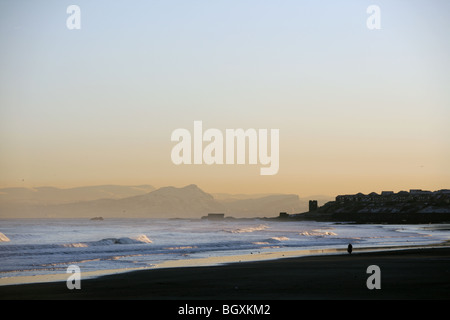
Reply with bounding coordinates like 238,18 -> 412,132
279,212 -> 289,219
410,189 -> 426,194
335,189 -> 449,204
202,213 -> 225,220
309,200 -> 318,211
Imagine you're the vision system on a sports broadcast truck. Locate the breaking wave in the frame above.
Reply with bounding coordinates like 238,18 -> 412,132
2,219 -> 443,282
62,234 -> 152,248
299,229 -> 337,237
225,224 -> 269,233
0,233 -> 10,242
268,236 -> 289,242
63,243 -> 89,248
164,246 -> 197,250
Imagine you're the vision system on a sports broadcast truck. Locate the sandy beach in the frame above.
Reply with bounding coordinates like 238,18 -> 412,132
0,246 -> 449,300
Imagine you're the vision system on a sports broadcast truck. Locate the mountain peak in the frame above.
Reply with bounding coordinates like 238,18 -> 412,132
184,184 -> 199,188
183,184 -> 202,191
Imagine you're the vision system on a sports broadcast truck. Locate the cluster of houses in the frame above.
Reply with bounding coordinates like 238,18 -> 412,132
335,189 -> 450,203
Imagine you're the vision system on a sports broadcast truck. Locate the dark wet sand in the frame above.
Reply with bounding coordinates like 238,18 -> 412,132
1,247 -> 449,300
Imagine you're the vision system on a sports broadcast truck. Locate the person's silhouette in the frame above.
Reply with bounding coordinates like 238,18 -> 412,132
347,243 -> 353,254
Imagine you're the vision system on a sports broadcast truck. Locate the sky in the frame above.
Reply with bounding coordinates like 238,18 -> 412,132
0,0 -> 449,197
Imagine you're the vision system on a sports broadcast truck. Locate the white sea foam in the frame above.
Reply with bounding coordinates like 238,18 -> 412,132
226,224 -> 269,233
62,234 -> 152,247
63,243 -> 88,248
133,235 -> 153,243
95,235 -> 153,245
268,236 -> 289,242
1,219 -> 446,282
299,229 -> 337,237
0,233 -> 10,242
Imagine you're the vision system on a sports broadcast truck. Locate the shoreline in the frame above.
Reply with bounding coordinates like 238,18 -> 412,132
1,241 -> 448,287
1,243 -> 450,299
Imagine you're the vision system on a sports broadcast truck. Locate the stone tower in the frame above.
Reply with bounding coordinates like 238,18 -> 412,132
309,200 -> 318,212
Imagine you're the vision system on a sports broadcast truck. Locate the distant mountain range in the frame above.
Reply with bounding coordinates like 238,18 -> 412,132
0,184 -> 326,219
0,185 -> 156,205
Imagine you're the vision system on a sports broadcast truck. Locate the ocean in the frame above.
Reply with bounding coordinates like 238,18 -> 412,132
1,218 -> 449,284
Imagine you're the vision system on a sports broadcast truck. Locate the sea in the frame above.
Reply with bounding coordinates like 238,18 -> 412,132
1,218 -> 449,283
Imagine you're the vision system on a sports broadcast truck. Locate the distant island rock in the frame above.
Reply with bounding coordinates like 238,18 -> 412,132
90,217 -> 104,221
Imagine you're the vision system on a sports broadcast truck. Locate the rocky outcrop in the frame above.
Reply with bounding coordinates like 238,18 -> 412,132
293,190 -> 450,224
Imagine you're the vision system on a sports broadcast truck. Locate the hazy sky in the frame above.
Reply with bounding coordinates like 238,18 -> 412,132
1,0 -> 449,196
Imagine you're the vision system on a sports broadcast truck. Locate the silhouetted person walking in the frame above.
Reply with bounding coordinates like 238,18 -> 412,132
347,243 -> 353,254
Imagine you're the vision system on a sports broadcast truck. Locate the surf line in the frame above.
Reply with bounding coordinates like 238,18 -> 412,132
170,121 -> 279,175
